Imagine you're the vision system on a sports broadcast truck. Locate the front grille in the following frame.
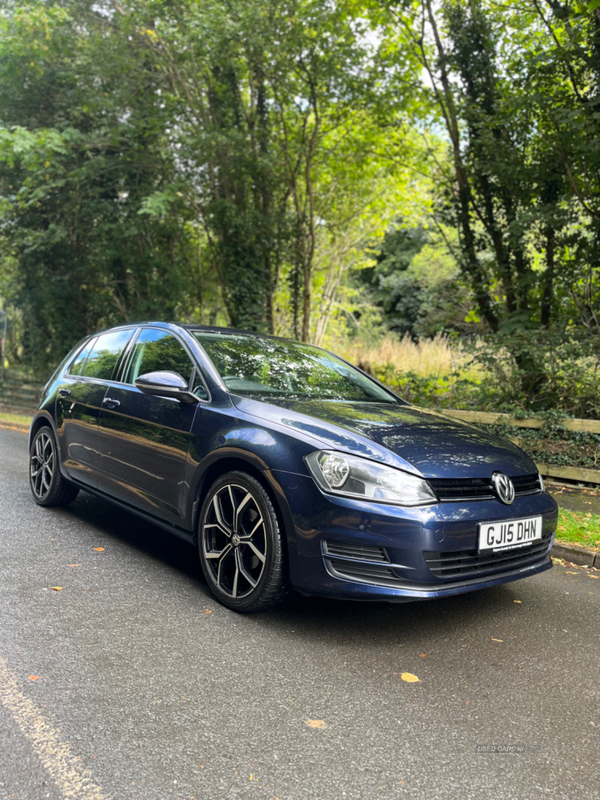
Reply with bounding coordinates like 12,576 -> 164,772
511,474 -> 543,495
429,473 -> 542,502
429,477 -> 494,501
323,541 -> 390,563
424,530 -> 553,579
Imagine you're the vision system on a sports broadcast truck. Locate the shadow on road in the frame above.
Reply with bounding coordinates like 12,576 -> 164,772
65,490 -> 204,582
56,488 -> 521,649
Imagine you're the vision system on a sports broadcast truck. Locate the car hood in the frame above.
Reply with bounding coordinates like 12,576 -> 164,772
232,396 -> 537,479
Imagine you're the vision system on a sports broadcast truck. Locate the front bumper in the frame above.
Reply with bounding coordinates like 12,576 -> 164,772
273,470 -> 558,602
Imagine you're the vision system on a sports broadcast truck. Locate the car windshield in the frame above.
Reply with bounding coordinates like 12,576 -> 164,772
193,332 -> 398,404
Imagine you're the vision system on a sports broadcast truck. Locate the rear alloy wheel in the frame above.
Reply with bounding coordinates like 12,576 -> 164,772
198,471 -> 289,612
29,427 -> 79,507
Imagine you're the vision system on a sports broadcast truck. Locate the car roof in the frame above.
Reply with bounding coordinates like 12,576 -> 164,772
90,321 -> 299,344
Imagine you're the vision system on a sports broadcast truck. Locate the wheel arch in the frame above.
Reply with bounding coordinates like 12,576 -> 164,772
190,448 -> 297,552
28,411 -> 57,450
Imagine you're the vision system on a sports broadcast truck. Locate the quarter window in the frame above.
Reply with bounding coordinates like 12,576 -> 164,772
69,339 -> 96,377
81,329 -> 134,381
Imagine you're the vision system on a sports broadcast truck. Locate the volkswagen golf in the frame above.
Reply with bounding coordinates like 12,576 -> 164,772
28,322 -> 558,612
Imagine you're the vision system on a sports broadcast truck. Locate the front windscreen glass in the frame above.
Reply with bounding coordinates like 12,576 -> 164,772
193,332 -> 398,404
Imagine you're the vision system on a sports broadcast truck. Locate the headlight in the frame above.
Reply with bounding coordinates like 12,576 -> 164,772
305,450 -> 436,507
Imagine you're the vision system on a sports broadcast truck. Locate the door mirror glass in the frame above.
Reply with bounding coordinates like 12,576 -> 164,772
135,371 -> 198,403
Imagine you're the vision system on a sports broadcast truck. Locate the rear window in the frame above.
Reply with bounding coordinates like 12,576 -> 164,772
81,329 -> 134,381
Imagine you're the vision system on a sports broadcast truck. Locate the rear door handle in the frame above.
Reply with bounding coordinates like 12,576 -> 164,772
102,397 -> 120,409
58,388 -> 71,397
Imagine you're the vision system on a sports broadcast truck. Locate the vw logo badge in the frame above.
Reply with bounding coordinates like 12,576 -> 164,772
492,471 -> 515,505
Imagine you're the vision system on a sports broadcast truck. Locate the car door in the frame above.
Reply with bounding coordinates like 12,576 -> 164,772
55,329 -> 135,487
97,327 -> 207,524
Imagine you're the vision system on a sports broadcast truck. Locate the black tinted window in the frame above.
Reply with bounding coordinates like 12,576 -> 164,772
194,332 -> 396,403
82,330 -> 134,380
125,329 -> 196,387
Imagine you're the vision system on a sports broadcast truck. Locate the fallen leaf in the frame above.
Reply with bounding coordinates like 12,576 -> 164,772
68,564 -> 80,567
51,586 -> 62,591
93,547 -> 104,552
589,575 -> 599,579
513,600 -> 522,604
566,571 -> 578,575
204,609 -> 212,615
419,653 -> 426,657
400,672 -> 420,683
28,675 -> 40,681
490,638 -> 503,642
305,719 -> 326,729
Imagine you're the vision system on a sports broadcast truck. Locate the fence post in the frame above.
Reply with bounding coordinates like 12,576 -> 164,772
0,310 -> 6,383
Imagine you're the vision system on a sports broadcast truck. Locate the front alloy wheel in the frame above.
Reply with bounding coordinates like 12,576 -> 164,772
29,427 -> 79,507
198,471 -> 289,612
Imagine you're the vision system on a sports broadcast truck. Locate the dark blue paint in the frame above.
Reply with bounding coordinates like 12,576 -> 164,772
31,322 -> 558,602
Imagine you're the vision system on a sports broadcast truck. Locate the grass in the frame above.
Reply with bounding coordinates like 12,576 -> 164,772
0,410 -> 32,427
556,508 -> 600,550
334,332 -> 482,380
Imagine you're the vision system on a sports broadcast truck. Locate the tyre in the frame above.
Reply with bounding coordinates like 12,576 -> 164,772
29,426 -> 80,507
198,471 -> 290,612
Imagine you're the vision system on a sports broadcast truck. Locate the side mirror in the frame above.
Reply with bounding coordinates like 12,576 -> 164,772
135,371 -> 199,404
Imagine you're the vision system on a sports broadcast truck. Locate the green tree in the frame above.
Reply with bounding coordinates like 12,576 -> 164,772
386,0 -> 600,401
0,2 -> 195,372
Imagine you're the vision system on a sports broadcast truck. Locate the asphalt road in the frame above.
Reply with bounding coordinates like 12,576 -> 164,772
0,428 -> 599,800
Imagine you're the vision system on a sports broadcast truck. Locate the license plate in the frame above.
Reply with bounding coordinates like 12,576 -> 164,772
478,515 -> 543,553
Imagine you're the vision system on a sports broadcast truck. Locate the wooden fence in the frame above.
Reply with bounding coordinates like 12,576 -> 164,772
0,374 -> 43,414
444,409 -> 600,486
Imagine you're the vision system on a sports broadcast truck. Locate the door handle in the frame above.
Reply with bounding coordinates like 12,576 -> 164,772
58,388 -> 71,397
102,397 -> 120,409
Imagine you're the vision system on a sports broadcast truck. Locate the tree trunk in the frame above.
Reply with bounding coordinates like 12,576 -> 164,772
541,226 -> 555,327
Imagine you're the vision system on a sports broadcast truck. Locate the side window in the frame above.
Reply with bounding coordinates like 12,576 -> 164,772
69,338 -> 96,377
82,329 -> 134,381
125,329 -> 197,388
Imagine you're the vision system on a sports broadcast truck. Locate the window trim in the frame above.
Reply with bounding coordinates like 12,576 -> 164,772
115,326 -> 142,385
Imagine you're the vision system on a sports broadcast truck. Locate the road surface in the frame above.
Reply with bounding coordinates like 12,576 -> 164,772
0,428 -> 598,800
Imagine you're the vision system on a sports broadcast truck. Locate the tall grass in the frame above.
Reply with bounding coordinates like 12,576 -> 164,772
335,332 -> 481,380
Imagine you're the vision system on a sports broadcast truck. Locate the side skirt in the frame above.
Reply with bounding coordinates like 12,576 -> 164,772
68,480 -> 196,546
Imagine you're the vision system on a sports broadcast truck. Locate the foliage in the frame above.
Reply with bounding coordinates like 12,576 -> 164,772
0,0 -> 419,373
354,219 -> 476,338
1,0 -> 600,408
388,0 -> 600,397
0,3 -> 195,372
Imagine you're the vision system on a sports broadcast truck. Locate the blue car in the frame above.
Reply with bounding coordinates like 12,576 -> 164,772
29,322 -> 558,612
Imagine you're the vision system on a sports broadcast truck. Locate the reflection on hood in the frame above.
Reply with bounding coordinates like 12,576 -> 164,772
233,396 -> 538,479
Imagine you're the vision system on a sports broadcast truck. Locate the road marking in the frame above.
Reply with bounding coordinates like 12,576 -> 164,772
0,650 -> 107,800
